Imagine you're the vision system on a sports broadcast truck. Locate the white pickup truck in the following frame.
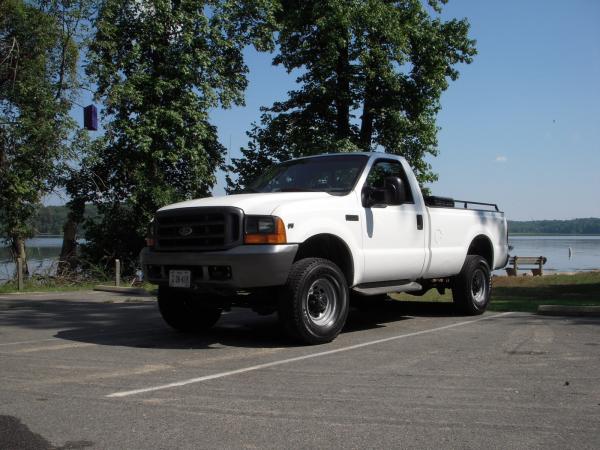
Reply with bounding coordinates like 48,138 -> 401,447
141,152 -> 508,344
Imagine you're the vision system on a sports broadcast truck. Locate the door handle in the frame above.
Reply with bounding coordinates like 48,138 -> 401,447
416,214 -> 423,230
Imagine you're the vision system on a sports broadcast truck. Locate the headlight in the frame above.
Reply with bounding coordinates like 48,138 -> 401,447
244,216 -> 287,244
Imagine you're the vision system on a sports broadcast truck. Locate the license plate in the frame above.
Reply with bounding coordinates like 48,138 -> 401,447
169,270 -> 191,288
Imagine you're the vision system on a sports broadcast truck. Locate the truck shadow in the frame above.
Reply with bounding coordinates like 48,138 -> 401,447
344,300 -> 456,332
1,297 -> 465,350
54,303 -> 425,349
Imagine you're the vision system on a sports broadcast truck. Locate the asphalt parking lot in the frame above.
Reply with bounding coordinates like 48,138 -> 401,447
1,290 -> 599,449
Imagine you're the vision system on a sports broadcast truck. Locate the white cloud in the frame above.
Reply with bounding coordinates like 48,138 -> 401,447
494,155 -> 507,163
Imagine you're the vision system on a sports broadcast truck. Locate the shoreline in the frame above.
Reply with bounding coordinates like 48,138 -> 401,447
493,269 -> 600,278
510,233 -> 600,237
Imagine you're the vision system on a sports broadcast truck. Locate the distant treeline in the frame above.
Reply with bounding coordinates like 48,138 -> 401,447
29,205 -> 98,235
508,218 -> 600,235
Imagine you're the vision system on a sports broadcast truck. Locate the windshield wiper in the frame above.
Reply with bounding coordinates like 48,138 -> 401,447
276,187 -> 318,192
325,188 -> 349,195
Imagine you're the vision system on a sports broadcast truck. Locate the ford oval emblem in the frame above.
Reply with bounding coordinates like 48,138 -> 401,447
178,226 -> 193,237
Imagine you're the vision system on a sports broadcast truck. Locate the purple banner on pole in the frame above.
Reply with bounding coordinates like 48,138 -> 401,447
84,104 -> 98,131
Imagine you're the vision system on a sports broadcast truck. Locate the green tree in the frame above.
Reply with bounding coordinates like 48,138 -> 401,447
77,0 -> 277,272
42,0 -> 99,274
227,0 -> 476,191
0,0 -> 81,271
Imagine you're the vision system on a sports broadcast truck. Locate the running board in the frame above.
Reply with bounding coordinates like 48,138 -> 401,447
352,281 -> 423,296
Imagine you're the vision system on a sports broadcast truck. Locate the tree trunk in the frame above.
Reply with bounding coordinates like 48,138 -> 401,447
359,81 -> 375,150
58,199 -> 85,275
335,41 -> 350,139
10,236 -> 29,277
58,218 -> 78,275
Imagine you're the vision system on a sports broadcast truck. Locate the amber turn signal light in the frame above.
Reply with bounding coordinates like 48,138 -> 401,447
244,216 -> 287,244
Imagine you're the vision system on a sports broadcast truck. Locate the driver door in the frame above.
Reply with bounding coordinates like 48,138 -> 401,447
360,159 -> 426,283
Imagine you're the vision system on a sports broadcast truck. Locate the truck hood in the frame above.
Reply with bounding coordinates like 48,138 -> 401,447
158,192 -> 333,216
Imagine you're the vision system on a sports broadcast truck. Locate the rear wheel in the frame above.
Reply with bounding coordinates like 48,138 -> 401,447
279,258 -> 349,344
157,286 -> 222,332
452,255 -> 491,315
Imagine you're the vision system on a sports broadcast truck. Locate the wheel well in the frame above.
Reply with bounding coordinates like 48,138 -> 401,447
295,234 -> 354,285
467,235 -> 494,268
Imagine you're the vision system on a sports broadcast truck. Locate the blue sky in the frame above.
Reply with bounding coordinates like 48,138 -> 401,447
62,0 -> 600,221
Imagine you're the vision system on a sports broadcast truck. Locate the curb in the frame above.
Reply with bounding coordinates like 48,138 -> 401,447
93,285 -> 150,296
0,289 -> 97,297
537,305 -> 600,317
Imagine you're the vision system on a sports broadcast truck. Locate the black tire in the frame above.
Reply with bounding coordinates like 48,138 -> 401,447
157,286 -> 222,332
452,255 -> 492,315
278,258 -> 349,344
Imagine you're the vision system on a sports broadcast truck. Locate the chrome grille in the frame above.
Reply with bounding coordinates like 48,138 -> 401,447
155,207 -> 243,251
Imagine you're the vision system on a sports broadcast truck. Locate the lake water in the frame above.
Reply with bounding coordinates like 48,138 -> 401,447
1,235 -> 599,283
505,235 -> 600,273
0,237 -> 66,283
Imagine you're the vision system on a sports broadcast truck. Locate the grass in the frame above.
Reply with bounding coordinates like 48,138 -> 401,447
0,278 -> 156,295
489,272 -> 600,312
391,272 -> 600,313
0,280 -> 101,294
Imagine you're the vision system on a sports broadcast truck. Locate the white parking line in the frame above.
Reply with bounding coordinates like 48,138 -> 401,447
107,312 -> 513,398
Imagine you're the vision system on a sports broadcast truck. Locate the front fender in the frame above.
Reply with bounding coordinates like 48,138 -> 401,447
286,217 -> 363,286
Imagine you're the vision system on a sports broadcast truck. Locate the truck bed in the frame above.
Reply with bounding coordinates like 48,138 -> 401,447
423,196 -> 508,278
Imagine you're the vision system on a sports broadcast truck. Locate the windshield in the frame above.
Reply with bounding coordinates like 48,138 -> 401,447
248,155 -> 369,194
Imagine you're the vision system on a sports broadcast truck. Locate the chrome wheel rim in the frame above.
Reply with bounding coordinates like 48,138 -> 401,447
305,277 -> 338,327
471,269 -> 487,305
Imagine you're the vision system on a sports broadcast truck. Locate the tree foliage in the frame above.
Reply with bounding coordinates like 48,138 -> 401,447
0,0 -> 84,267
227,0 -> 476,191
76,0 -> 278,272
0,204 -> 99,236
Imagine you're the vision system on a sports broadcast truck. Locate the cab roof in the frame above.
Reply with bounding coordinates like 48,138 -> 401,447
291,152 -> 405,161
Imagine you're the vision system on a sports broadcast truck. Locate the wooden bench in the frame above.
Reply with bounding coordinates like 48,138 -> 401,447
505,256 -> 547,276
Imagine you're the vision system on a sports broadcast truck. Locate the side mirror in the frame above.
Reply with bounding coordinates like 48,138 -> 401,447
361,185 -> 386,208
362,177 -> 407,208
383,176 -> 407,205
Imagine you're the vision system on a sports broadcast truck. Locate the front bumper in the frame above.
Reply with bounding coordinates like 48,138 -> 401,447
140,244 -> 298,289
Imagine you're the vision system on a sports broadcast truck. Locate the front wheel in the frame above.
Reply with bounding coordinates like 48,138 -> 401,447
279,258 -> 349,344
157,286 -> 222,332
452,255 -> 492,315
